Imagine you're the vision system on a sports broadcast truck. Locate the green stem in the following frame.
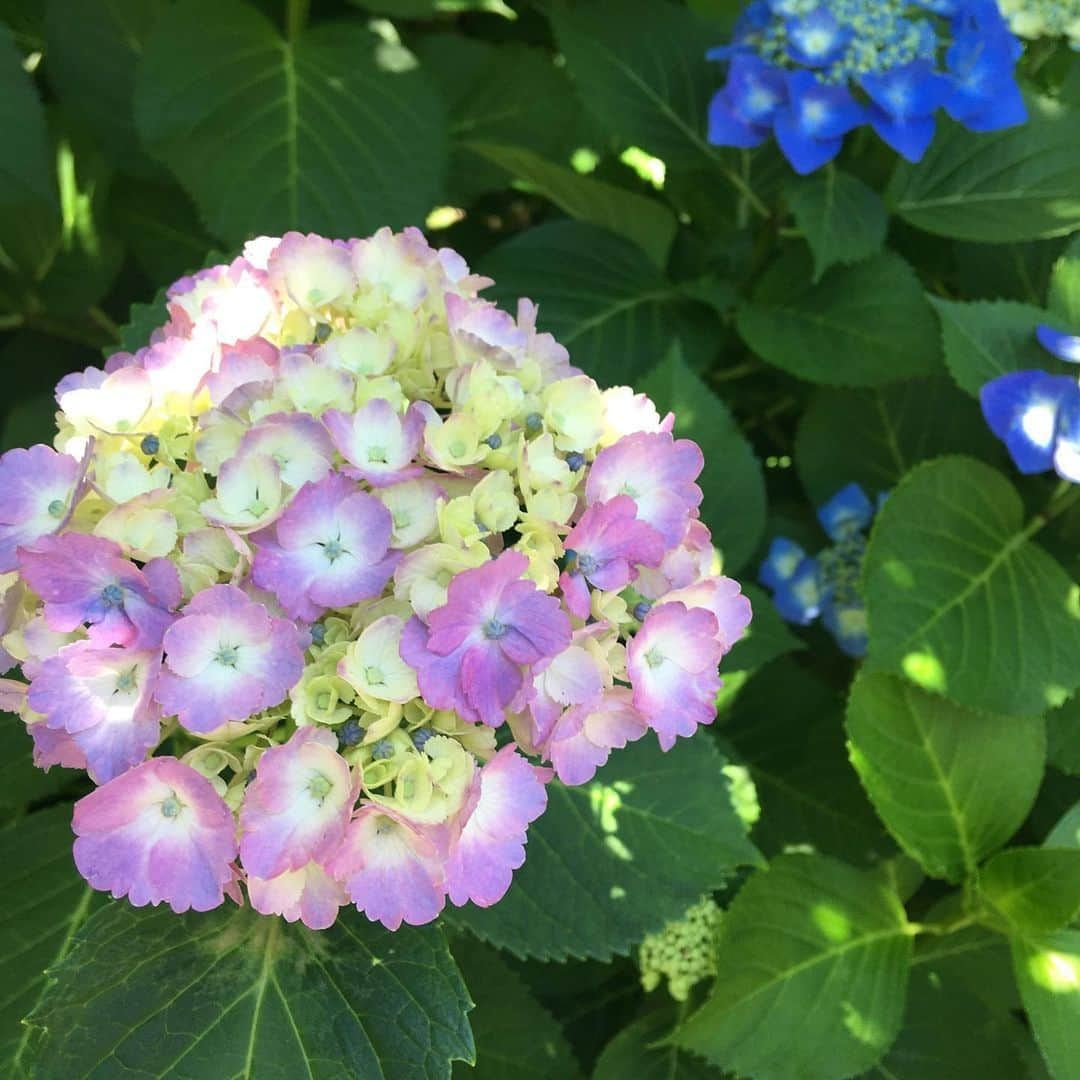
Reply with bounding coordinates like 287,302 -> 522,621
88,305 -> 121,342
718,155 -> 770,221
286,0 -> 309,40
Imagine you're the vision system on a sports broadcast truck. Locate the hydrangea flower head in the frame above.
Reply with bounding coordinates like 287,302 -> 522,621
0,227 -> 750,931
760,482 -> 879,656
998,0 -> 1080,49
708,0 -> 1026,173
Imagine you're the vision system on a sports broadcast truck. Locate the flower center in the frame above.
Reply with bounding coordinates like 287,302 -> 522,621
368,445 -> 388,463
115,668 -> 138,693
576,553 -> 599,576
214,645 -> 239,667
47,498 -> 66,518
364,665 -> 385,686
307,772 -> 333,803
160,794 -> 183,818
645,647 -> 665,669
322,537 -> 345,562
101,583 -> 124,608
482,617 -> 507,640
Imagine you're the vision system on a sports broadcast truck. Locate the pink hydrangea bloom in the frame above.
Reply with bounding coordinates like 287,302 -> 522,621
559,496 -> 666,618
0,445 -> 84,572
546,688 -> 647,787
30,721 -> 88,772
661,577 -> 752,655
251,472 -> 398,622
247,860 -> 348,931
239,726 -> 355,879
28,643 -> 161,784
627,602 -> 723,751
444,746 -> 548,907
267,231 -> 355,312
18,533 -> 180,649
237,412 -> 335,490
323,399 -> 426,487
72,757 -> 238,912
154,584 -> 305,733
401,551 -> 571,726
586,432 -> 704,546
326,806 -> 447,930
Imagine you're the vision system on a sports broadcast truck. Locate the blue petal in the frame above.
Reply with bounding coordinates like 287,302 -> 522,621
774,109 -> 845,174
980,370 -> 1077,474
817,483 -> 874,542
949,79 -> 1027,132
786,70 -> 866,139
759,536 -> 807,590
861,61 -> 951,121
708,90 -> 771,148
728,54 -> 788,124
868,106 -> 937,162
785,9 -> 852,68
1053,388 -> 1080,483
1037,324 -> 1080,364
821,598 -> 869,657
772,557 -> 823,626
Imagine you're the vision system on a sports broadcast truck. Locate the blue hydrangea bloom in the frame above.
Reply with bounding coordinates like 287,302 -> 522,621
758,483 -> 878,656
707,0 -> 1026,174
980,324 -> 1080,480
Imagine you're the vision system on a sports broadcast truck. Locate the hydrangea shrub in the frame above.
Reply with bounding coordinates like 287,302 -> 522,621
1,0 -> 1080,1077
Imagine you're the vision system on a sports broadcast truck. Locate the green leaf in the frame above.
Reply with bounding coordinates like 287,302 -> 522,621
863,456 -> 1080,716
468,144 -> 677,268
929,297 -> 1064,397
42,0 -> 167,172
1049,234 -> 1080,327
115,287 -> 169,356
674,853 -> 913,1080
28,903 -> 474,1079
0,807 -> 97,1077
723,659 -> 891,865
887,96 -> 1080,242
451,734 -> 761,961
736,250 -> 942,387
134,0 -> 447,247
1047,802 -> 1080,849
640,345 -> 765,572
1012,930 -> 1080,1080
784,168 -> 887,282
794,377 -> 1001,505
550,0 -> 717,169
845,673 -> 1045,882
480,221 -> 716,388
1048,696 -> 1080,776
0,712 -> 75,813
594,1007 -> 722,1080
450,938 -> 580,1079
980,848 -> 1080,937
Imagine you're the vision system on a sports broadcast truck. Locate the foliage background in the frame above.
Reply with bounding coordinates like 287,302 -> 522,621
1,0 -> 1079,1077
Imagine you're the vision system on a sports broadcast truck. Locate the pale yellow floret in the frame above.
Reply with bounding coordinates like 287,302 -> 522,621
639,897 -> 723,1001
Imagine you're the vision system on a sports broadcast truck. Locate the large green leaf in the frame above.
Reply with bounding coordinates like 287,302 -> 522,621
1012,930 -> 1080,1080
451,734 -> 761,961
723,659 -> 891,865
467,144 -> 677,269
134,0 -> 446,246
736,250 -> 942,387
28,903 -> 474,1079
550,0 -> 717,169
794,377 -> 1000,504
887,96 -> 1080,242
0,807 -> 97,1077
480,221 -> 716,388
784,168 -> 886,282
1047,802 -> 1080,849
980,848 -> 1080,937
930,297 -> 1066,397
594,1007 -> 722,1080
42,0 -> 167,172
640,346 -> 765,573
863,456 -> 1080,716
1048,696 -> 1080,776
450,938 -> 580,1080
846,673 -> 1045,882
674,853 -> 913,1080
0,712 -> 76,814
1049,235 -> 1080,327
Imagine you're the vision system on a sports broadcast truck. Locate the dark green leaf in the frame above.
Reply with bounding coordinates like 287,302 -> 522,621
0,712 -> 74,813
135,0 -> 447,246
480,221 -> 716,388
1012,930 -> 1080,1080
1049,234 -> 1080,327
980,848 -> 1080,937
736,250 -> 942,387
887,96 -> 1080,242
930,297 -> 1063,397
784,168 -> 886,281
863,456 -> 1080,716
640,345 -> 765,572
451,734 -> 761,961
594,1007 -> 722,1080
846,673 -> 1045,882
1047,802 -> 1080,849
550,0 -> 717,169
794,377 -> 1000,504
0,807 -> 97,1077
114,285 -> 170,356
28,903 -> 474,1079
1048,696 -> 1080,776
674,853 -> 913,1080
451,938 -> 580,1079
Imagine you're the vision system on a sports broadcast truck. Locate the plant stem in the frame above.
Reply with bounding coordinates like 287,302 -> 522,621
286,0 -> 309,40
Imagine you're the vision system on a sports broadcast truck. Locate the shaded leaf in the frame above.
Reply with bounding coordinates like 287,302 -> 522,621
980,848 -> 1080,937
736,250 -> 942,387
1012,930 -> 1080,1080
28,903 -> 474,1079
846,673 -> 1045,882
595,1006 -> 722,1080
451,734 -> 761,961
1049,234 -> 1080,327
674,853 -> 913,1080
863,456 -> 1080,716
0,712 -> 75,813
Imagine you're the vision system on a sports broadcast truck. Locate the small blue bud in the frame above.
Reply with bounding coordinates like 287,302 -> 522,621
140,435 -> 160,456
633,600 -> 652,621
412,728 -> 435,751
525,412 -> 543,433
372,739 -> 395,760
566,451 -> 585,471
483,433 -> 503,449
338,718 -> 365,749
310,622 -> 327,646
